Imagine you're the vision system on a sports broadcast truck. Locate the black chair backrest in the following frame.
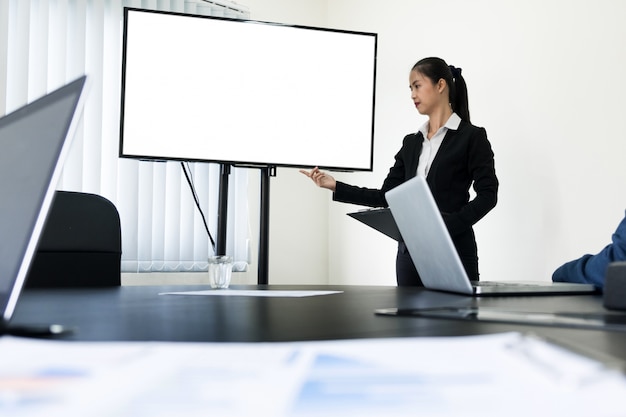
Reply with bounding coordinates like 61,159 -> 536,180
26,191 -> 122,288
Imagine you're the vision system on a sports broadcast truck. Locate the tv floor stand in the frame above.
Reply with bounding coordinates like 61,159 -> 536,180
216,164 -> 275,285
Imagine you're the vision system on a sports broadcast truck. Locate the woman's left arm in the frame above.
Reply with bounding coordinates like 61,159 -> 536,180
443,127 -> 499,236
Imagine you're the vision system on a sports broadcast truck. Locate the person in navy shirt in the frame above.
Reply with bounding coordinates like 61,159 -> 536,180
552,212 -> 626,289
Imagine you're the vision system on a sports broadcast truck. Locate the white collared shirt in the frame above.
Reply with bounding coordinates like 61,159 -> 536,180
416,113 -> 461,177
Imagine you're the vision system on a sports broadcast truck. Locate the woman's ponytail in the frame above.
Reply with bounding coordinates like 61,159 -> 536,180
448,65 -> 470,122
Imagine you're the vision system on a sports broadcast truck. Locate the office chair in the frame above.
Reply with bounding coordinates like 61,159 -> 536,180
25,191 -> 122,288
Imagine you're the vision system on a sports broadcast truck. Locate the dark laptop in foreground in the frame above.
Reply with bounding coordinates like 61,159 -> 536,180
383,175 -> 597,296
0,76 -> 88,335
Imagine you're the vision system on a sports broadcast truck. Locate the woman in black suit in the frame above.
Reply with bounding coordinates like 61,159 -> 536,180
301,57 -> 498,286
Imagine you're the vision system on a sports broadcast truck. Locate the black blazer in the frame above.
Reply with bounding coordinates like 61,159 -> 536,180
334,120 -> 498,265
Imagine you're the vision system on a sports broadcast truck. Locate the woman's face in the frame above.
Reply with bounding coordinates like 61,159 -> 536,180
409,70 -> 444,116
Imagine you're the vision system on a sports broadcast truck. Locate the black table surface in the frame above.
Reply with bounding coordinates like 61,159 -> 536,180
9,284 -> 626,364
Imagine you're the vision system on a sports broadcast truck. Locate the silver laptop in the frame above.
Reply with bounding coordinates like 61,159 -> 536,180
0,76 -> 88,334
385,175 -> 597,296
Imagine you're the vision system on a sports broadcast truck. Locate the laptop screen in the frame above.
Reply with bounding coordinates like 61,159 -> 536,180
0,76 -> 87,323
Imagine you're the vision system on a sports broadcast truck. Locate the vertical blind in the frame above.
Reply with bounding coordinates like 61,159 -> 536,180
0,0 -> 251,273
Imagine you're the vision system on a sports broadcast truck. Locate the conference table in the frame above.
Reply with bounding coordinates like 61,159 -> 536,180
7,284 -> 626,416
10,284 -> 626,364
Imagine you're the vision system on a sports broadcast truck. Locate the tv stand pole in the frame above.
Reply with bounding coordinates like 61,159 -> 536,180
258,166 -> 276,285
216,163 -> 230,256
215,163 -> 273,284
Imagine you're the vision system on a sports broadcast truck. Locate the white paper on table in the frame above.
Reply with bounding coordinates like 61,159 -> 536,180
1,332 -> 625,417
159,289 -> 343,297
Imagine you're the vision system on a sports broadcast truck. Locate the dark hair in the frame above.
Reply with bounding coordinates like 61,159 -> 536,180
412,57 -> 470,123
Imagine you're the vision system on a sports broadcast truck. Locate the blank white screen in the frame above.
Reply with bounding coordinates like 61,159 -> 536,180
120,9 -> 377,170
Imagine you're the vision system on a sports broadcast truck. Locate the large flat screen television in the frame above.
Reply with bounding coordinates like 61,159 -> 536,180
119,7 -> 377,171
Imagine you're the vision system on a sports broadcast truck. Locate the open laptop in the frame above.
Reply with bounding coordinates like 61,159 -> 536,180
0,76 -> 88,335
383,175 -> 597,296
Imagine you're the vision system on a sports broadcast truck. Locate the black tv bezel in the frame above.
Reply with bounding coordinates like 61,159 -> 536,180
119,7 -> 377,172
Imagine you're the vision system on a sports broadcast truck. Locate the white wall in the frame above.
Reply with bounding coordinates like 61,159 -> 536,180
243,0 -> 626,286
